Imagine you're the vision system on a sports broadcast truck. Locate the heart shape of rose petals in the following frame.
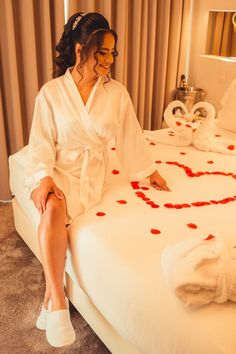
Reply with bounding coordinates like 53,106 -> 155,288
131,161 -> 236,209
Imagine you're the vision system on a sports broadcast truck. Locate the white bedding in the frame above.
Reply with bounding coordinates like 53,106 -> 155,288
9,124 -> 236,354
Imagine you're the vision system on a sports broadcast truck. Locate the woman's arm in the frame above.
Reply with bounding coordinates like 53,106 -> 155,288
26,90 -> 59,212
116,89 -> 170,190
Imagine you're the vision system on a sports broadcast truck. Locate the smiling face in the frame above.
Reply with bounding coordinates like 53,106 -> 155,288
94,32 -> 116,75
75,32 -> 117,81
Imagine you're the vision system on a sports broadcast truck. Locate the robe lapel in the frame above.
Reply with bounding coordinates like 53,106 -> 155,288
65,69 -> 102,144
85,77 -> 102,112
64,69 -> 106,211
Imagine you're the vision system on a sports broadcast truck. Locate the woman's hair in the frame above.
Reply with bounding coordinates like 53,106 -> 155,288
53,12 -> 118,78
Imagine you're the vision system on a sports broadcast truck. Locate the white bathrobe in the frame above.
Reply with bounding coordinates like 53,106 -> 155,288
25,69 -> 156,220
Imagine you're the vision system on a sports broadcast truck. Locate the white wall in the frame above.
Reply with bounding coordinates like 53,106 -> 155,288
188,0 -> 236,114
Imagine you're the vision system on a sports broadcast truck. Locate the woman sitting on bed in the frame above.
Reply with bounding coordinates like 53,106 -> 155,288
26,12 -> 169,348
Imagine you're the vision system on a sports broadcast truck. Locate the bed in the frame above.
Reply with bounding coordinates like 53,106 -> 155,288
9,121 -> 236,354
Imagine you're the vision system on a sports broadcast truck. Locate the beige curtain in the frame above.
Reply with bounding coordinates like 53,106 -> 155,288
69,0 -> 186,130
0,0 -> 188,201
0,0 -> 64,200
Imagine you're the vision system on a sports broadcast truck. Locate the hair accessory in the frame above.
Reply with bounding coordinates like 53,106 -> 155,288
72,13 -> 86,31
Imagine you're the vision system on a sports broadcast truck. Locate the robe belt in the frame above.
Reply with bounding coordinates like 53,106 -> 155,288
80,145 -> 106,211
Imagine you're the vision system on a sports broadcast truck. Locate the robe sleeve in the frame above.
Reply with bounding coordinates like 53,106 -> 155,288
25,91 -> 56,191
115,89 -> 157,180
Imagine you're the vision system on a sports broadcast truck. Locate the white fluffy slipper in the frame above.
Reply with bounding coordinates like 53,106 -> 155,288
46,309 -> 75,347
36,298 -> 69,331
36,305 -> 48,330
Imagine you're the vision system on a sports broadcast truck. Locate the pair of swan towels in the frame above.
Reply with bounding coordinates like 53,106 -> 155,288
147,101 -> 236,307
145,100 -> 236,155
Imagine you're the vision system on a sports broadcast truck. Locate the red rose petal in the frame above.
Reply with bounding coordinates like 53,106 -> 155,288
187,223 -> 198,229
219,197 -> 235,204
111,147 -> 116,150
204,234 -> 215,241
164,203 -> 174,208
131,181 -> 140,189
150,142 -> 156,146
112,169 -> 120,174
227,145 -> 235,150
210,200 -> 218,204
116,200 -> 127,204
174,204 -> 183,209
155,160 -> 162,164
191,201 -> 211,207
136,191 -> 145,197
96,212 -> 106,216
151,204 -> 160,208
176,121 -> 182,126
151,229 -> 161,235
207,160 -> 214,164
180,152 -> 186,155
185,124 -> 191,128
141,187 -> 149,190
214,134 -> 221,137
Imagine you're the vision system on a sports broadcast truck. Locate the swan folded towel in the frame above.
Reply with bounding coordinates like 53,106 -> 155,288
144,100 -> 236,155
161,236 -> 236,307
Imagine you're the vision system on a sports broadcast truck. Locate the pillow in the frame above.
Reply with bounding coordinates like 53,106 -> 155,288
217,78 -> 236,133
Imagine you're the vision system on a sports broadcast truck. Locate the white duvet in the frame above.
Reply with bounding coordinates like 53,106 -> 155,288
9,124 -> 236,354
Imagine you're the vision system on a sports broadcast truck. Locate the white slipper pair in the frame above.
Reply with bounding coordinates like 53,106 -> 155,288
36,298 -> 75,347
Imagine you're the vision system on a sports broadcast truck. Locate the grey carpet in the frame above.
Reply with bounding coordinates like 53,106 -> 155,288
0,202 -> 111,354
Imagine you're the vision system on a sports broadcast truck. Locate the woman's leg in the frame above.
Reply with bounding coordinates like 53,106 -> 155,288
38,192 -> 68,311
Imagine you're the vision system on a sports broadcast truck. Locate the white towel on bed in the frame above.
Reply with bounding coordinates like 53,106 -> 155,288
161,235 -> 236,307
144,101 -> 236,155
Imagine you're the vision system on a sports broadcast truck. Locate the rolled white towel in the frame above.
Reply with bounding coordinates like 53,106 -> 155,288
224,235 -> 236,302
161,236 -> 230,307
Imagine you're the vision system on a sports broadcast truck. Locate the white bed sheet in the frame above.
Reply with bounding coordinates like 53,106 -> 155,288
9,124 -> 236,354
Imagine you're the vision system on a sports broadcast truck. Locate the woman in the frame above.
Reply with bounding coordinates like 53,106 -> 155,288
26,12 -> 169,348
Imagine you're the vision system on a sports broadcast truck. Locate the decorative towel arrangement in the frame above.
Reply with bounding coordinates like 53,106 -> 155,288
161,235 -> 236,307
145,100 -> 236,155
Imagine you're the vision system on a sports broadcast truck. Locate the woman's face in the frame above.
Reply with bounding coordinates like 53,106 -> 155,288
81,32 -> 116,78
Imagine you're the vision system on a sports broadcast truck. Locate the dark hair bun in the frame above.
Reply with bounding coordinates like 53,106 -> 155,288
53,12 -> 117,78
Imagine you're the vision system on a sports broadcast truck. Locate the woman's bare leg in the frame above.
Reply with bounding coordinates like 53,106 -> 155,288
42,274 -> 51,310
38,193 -> 68,311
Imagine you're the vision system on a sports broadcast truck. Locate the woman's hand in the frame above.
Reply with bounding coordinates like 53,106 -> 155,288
149,170 -> 170,191
31,176 -> 63,214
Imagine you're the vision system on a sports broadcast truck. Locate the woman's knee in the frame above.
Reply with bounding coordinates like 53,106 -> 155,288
42,193 -> 66,223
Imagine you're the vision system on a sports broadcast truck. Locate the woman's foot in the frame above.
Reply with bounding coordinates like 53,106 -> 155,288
36,297 -> 69,331
36,305 -> 48,330
46,300 -> 75,347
